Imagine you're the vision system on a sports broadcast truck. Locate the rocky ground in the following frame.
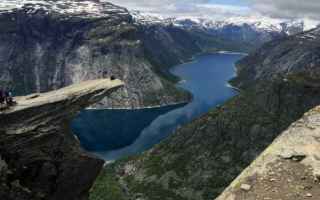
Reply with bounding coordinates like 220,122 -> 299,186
0,78 -> 123,200
217,106 -> 320,200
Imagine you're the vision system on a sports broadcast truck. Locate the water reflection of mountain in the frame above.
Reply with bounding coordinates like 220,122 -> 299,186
72,104 -> 184,151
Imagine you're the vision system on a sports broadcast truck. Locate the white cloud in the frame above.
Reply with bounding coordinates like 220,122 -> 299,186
248,0 -> 320,20
107,0 -> 320,22
107,0 -> 249,19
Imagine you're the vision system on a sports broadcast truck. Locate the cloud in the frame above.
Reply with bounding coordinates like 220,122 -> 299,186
107,0 -> 320,21
248,0 -> 320,20
107,0 -> 249,19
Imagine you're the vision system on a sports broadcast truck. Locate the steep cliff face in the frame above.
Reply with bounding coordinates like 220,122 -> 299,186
90,28 -> 320,200
0,78 -> 123,200
214,26 -> 320,200
0,0 -> 191,109
231,27 -> 320,88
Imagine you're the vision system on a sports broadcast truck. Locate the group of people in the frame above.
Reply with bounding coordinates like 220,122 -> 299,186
0,89 -> 14,107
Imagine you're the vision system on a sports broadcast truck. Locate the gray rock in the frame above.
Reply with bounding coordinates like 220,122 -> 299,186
0,79 -> 123,200
240,184 -> 252,191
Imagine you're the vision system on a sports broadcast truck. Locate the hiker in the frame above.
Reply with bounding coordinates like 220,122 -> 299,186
103,71 -> 108,78
4,89 -> 14,106
0,89 -> 5,105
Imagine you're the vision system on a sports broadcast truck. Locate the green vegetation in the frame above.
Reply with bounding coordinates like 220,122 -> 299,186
90,76 -> 320,200
89,165 -> 125,200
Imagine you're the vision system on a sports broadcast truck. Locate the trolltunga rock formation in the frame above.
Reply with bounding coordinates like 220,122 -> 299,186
0,79 -> 123,200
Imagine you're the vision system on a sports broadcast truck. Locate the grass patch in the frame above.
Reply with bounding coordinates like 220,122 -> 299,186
89,167 -> 125,200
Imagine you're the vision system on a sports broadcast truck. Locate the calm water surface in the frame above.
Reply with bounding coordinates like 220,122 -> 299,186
72,53 -> 244,161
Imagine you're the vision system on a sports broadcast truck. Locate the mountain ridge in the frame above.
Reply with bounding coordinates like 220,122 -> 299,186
131,10 -> 318,35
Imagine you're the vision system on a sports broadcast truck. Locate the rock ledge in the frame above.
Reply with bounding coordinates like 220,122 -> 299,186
0,79 -> 123,200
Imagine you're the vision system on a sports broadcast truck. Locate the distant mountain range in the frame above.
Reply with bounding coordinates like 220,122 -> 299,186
132,11 -> 317,34
132,11 -> 319,51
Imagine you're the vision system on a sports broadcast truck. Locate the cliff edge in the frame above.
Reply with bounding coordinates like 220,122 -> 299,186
0,79 -> 123,200
216,105 -> 320,200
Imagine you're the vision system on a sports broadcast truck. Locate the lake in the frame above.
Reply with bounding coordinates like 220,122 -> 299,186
72,53 -> 244,161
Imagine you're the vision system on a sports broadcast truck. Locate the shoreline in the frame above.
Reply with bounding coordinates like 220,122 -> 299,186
86,101 -> 189,111
217,51 -> 248,56
87,50 -> 246,112
226,82 -> 241,92
87,52 -> 245,163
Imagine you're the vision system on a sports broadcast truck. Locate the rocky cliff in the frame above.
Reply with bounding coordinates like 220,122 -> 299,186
231,27 -> 320,88
214,27 -> 320,200
90,28 -> 320,200
0,0 -> 191,109
217,105 -> 320,200
0,78 -> 123,200
0,0 -> 297,109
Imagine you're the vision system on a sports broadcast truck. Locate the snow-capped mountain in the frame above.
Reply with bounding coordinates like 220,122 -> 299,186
0,0 -> 128,18
131,11 -> 318,36
130,10 -> 320,52
1,1 -> 316,35
0,0 -> 202,110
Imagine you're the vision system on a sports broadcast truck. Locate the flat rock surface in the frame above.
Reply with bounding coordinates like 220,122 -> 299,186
2,79 -> 123,114
216,106 -> 320,200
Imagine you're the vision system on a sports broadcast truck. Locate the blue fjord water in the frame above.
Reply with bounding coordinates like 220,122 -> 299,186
72,53 -> 244,161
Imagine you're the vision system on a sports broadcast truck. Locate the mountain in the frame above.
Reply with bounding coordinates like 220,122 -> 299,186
2,1 -> 320,200
131,11 -> 317,52
90,27 -> 320,200
131,11 -> 311,33
0,0 -> 194,109
0,0 -> 313,109
0,78 -> 123,200
231,27 -> 320,88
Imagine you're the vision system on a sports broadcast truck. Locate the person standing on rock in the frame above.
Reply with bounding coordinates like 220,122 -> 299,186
0,88 -> 5,105
5,88 -> 15,106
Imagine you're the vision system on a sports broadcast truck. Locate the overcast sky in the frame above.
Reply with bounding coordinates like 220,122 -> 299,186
108,0 -> 320,20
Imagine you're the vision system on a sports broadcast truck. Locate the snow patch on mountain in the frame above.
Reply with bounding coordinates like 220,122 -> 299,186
131,10 -> 319,35
0,0 -> 128,18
